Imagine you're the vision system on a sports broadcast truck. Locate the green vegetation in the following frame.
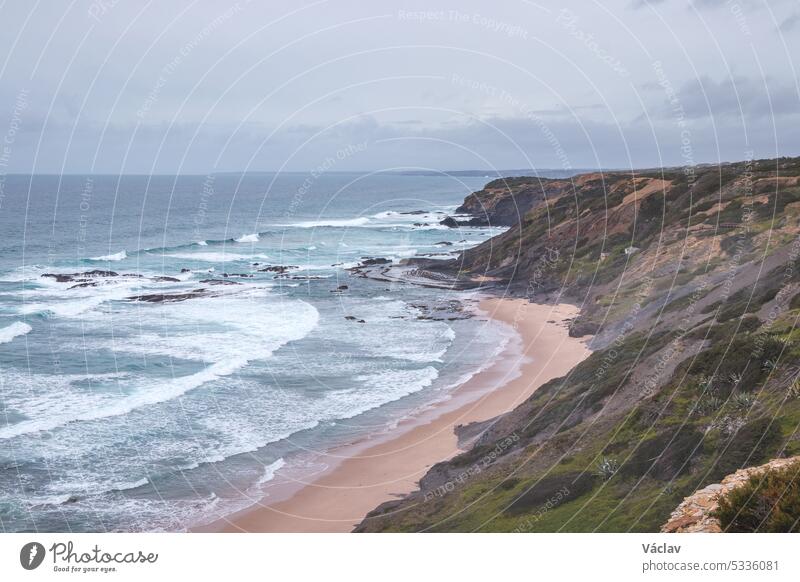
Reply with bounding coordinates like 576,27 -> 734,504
714,460 -> 800,532
356,157 -> 800,533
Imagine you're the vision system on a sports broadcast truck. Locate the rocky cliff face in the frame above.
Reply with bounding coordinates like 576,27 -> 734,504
453,176 -> 563,226
357,157 -> 800,532
662,455 -> 800,533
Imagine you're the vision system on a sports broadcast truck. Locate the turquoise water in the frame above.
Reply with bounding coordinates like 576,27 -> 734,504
0,172 -> 512,531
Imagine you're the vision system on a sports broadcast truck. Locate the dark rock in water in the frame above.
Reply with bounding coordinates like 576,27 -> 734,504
127,289 -> 209,303
337,285 -> 348,290
180,268 -> 191,273
64,495 -> 80,504
345,316 -> 358,321
435,241 -> 454,246
222,273 -> 254,278
68,281 -> 96,289
359,257 -> 391,266
358,319 -> 366,323
200,279 -> 240,286
275,275 -> 327,280
440,216 -> 459,228
259,265 -> 297,273
400,210 -> 428,215
152,276 -> 181,282
413,222 -> 431,227
42,270 -> 119,283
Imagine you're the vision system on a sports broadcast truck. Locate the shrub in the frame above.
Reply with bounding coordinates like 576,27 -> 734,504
504,472 -> 596,516
714,460 -> 800,532
621,429 -> 704,481
708,417 -> 782,480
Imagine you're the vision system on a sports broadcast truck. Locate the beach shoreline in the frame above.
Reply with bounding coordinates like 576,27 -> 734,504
200,296 -> 592,533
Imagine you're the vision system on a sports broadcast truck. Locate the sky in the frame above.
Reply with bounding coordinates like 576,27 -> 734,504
0,0 -> 798,174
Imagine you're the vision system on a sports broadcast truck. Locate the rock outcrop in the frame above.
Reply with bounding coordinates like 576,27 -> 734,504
662,456 -> 800,533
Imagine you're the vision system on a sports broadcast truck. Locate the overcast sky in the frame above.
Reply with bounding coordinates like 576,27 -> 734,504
0,0 -> 798,174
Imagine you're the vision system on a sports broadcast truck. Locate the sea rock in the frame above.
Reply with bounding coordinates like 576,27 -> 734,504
152,276 -> 180,282
42,270 -> 119,283
200,279 -> 240,286
275,275 -> 327,280
360,257 -> 391,266
259,265 -> 297,273
127,289 -> 210,303
440,216 -> 459,228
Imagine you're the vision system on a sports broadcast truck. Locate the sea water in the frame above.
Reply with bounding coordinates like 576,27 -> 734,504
0,172 -> 514,531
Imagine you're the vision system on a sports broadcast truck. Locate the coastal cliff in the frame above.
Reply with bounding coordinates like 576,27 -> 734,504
357,157 -> 800,532
450,176 -> 556,226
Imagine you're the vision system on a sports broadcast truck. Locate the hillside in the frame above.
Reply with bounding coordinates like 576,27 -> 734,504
356,156 -> 800,532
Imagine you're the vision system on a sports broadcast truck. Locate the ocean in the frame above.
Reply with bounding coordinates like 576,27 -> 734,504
0,172 -> 514,532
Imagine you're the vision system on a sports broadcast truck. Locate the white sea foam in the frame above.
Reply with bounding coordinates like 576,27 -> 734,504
88,250 -> 127,261
323,366 -> 440,420
0,361 -> 236,439
19,291 -> 130,318
196,240 -> 209,246
0,296 -> 320,439
283,212 -> 454,231
113,477 -> 150,491
17,276 -> 143,318
0,321 -> 32,344
256,458 -> 285,485
235,233 -> 259,243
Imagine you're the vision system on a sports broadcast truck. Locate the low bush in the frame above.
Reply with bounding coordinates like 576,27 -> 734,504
708,417 -> 782,480
714,460 -> 800,532
621,429 -> 704,481
504,472 -> 596,516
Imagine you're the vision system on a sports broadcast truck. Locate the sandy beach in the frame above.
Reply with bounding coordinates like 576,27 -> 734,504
206,297 -> 592,533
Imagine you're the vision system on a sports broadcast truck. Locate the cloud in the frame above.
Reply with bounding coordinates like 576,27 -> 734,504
779,11 -> 800,31
630,0 -> 668,9
654,75 -> 800,121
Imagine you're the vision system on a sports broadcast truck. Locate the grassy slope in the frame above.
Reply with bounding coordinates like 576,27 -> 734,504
356,157 -> 800,532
